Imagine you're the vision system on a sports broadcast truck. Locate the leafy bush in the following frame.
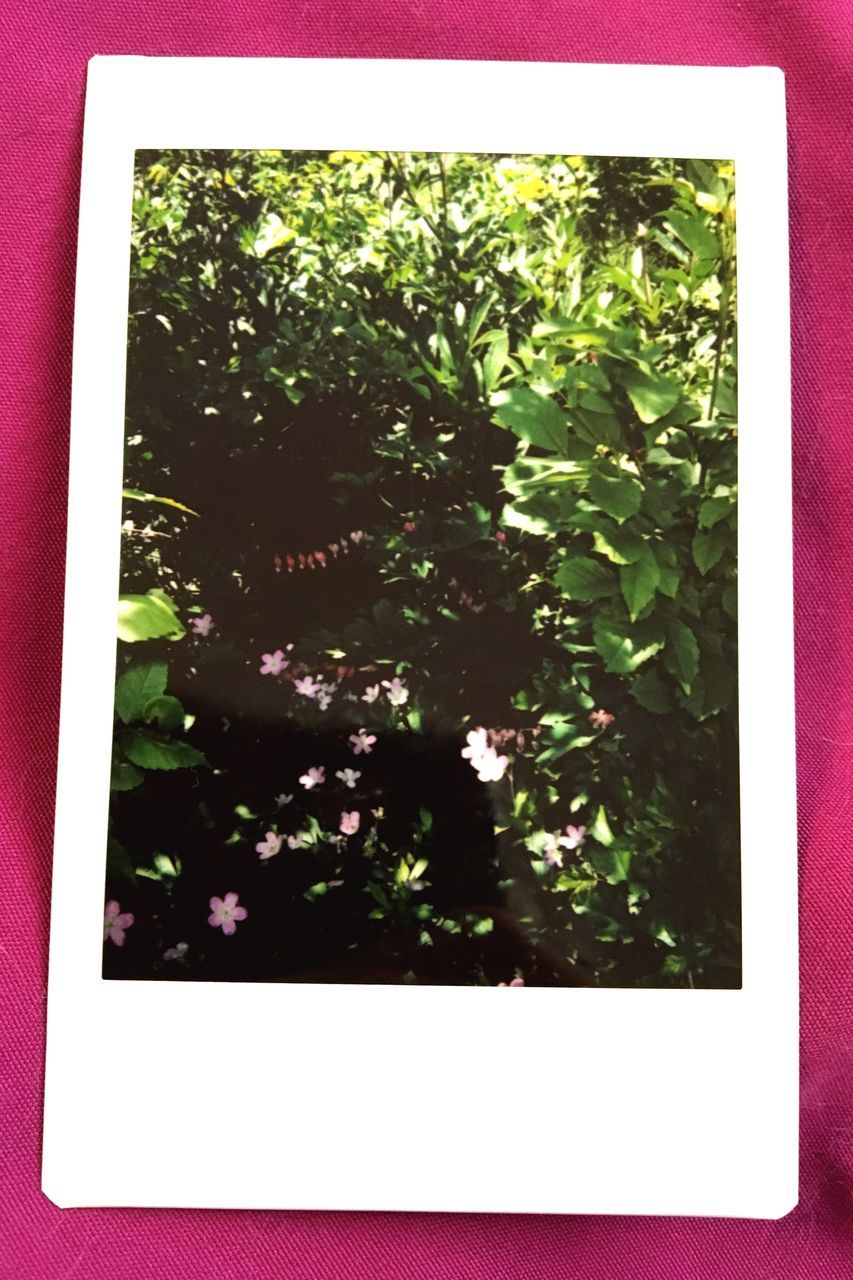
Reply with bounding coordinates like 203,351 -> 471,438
104,150 -> 739,987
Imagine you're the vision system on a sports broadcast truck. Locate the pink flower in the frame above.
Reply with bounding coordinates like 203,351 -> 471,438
104,900 -> 134,947
495,530 -> 507,544
349,530 -> 364,544
349,729 -> 377,755
589,708 -> 615,728
315,550 -> 327,567
287,833 -> 305,850
329,542 -> 340,557
339,810 -> 360,835
191,613 -> 214,637
260,649 -> 288,676
256,830 -> 283,860
382,676 -> 409,707
208,892 -> 248,936
362,684 -> 380,704
403,520 -> 416,533
299,765 -> 326,790
294,675 -> 322,698
558,824 -> 587,851
543,838 -> 563,868
498,977 -> 525,987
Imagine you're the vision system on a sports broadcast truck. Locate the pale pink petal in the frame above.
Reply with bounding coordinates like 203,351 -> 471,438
117,912 -> 134,930
111,928 -> 126,947
208,912 -> 221,928
221,919 -> 237,936
209,896 -> 223,913
105,900 -> 120,920
223,892 -> 239,910
232,906 -> 248,922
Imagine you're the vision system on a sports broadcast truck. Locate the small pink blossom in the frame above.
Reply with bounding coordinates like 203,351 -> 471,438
498,977 -> 525,987
299,765 -> 326,790
315,550 -> 327,567
191,613 -> 214,637
495,530 -> 507,544
256,830 -> 283,860
382,676 -> 409,707
558,824 -> 587,851
287,833 -> 305,850
294,675 -> 322,699
208,892 -> 247,936
104,900 -> 134,947
543,838 -> 563,868
403,520 -> 416,533
260,649 -> 288,676
349,530 -> 364,544
339,810 -> 361,836
362,684 -> 380,704
349,729 -> 377,755
329,542 -> 340,557
589,708 -> 615,728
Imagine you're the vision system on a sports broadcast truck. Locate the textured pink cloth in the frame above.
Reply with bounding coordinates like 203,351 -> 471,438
2,4 -> 851,1276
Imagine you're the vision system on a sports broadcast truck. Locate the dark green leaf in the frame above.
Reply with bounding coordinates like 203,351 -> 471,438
115,662 -> 168,724
554,556 -> 618,601
587,471 -> 643,522
620,546 -> 660,619
663,618 -> 700,691
123,731 -> 206,771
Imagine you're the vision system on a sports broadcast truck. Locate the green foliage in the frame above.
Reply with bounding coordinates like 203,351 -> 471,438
108,149 -> 739,988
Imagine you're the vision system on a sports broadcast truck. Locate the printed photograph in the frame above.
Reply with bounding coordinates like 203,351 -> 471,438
104,149 -> 739,987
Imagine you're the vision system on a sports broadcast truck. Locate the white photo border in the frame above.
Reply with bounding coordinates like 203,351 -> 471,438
43,57 -> 797,1216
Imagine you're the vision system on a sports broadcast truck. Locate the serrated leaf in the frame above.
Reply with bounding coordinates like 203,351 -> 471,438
554,556 -> 617,601
491,387 -> 567,453
592,523 -> 645,565
115,662 -> 168,724
143,694 -> 185,732
620,547 -> 660,619
593,612 -> 665,674
631,668 -> 674,713
587,471 -> 643,522
118,591 -> 185,643
663,618 -> 700,692
617,368 -> 681,424
123,731 -> 206,771
692,525 -> 729,574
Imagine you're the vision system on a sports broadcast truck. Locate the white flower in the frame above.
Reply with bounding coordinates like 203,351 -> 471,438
294,675 -> 322,699
299,765 -> 326,789
362,684 -> 381,704
382,677 -> 409,707
335,768 -> 362,789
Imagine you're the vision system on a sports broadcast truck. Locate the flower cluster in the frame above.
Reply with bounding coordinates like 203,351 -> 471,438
461,727 -> 509,782
542,824 -> 587,868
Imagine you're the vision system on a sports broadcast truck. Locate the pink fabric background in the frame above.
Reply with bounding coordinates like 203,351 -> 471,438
2,2 -> 851,1275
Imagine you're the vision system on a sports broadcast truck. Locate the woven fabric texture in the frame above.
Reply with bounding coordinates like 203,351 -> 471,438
2,4 -> 852,1276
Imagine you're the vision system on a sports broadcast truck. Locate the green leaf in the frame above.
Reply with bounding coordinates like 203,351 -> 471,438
115,662 -> 168,724
698,496 -> 733,528
663,618 -> 700,692
692,525 -> 729,574
617,368 -> 681,424
143,695 -> 185,732
587,471 -> 643,522
122,488 -> 198,516
110,760 -> 144,791
591,523 -> 645,565
593,612 -> 665,674
631,668 -> 674,713
652,541 -> 682,598
118,591 -> 185,643
483,331 -> 509,394
589,804 -> 614,846
665,210 -> 719,260
123,731 -> 206,771
491,387 -> 567,453
590,845 -> 632,885
554,556 -> 618,601
620,547 -> 660,619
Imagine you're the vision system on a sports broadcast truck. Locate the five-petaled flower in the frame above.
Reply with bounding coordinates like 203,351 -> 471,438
208,892 -> 248,935
558,824 -> 586,851
260,649 -> 288,676
339,810 -> 361,836
256,830 -> 283,860
349,729 -> 377,755
294,675 -> 322,698
362,684 -> 380,704
299,765 -> 326,790
191,613 -> 214,637
382,677 -> 409,707
104,901 -> 134,947
588,708 -> 615,728
336,768 -> 361,789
